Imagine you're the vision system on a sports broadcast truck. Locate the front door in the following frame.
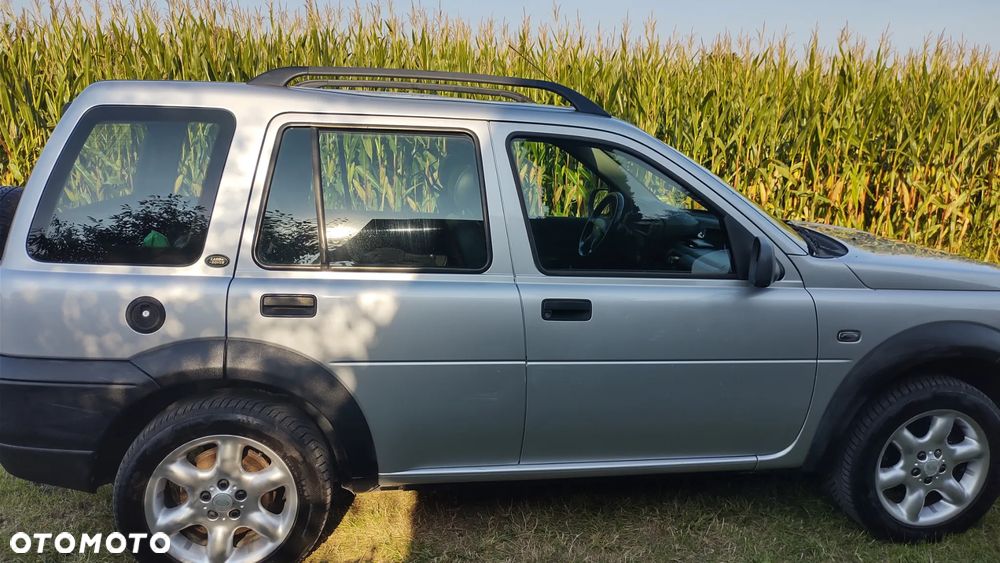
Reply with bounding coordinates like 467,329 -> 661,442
228,115 -> 525,475
491,123 -> 818,464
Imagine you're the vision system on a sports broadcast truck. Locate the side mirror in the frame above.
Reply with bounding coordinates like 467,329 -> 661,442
749,237 -> 780,288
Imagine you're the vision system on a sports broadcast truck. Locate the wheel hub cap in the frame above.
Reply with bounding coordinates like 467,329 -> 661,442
211,493 -> 234,510
921,458 -> 942,476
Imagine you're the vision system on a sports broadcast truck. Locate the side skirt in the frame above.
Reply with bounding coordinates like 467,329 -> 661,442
378,456 -> 757,487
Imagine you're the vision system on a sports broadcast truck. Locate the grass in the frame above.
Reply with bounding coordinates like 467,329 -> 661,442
1,1 -> 999,262
3,468 -> 1000,561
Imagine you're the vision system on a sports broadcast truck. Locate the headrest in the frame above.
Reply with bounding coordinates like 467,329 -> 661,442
437,141 -> 481,218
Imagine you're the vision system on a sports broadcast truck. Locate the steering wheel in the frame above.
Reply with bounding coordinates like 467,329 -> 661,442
586,187 -> 610,214
578,192 -> 625,257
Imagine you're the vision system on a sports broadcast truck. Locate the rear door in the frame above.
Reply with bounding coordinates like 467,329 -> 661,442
228,115 -> 525,475
492,122 -> 818,464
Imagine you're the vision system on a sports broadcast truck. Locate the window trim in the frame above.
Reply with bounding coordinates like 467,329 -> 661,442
26,104 -> 237,267
252,124 -> 493,274
505,132 -> 739,280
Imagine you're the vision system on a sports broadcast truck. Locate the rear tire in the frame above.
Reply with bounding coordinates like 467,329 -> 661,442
114,391 -> 336,562
0,186 -> 23,260
827,375 -> 1000,541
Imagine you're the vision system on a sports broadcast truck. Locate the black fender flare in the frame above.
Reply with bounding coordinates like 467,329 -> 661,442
119,338 -> 378,489
224,338 -> 378,487
804,321 -> 1000,470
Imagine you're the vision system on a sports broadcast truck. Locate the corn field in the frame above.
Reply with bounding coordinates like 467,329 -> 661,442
1,1 -> 998,262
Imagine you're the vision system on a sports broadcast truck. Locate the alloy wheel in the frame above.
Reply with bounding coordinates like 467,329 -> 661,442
144,435 -> 298,563
875,409 -> 989,527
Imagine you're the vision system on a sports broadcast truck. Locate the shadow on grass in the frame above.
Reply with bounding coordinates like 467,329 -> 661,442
316,470 -> 1000,562
403,471 -> 841,561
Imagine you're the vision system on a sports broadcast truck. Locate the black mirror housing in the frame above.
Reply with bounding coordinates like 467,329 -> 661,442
749,237 -> 780,288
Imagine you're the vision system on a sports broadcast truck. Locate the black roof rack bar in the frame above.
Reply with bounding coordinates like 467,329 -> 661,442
248,66 -> 610,117
294,79 -> 534,103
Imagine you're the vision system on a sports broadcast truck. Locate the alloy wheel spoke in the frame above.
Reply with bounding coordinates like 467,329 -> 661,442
206,525 -> 236,563
877,464 -> 907,490
159,458 -> 206,490
153,505 -> 197,535
214,439 -> 245,477
892,427 -> 920,456
947,439 -> 984,464
899,487 -> 926,523
245,510 -> 286,542
246,465 -> 293,498
925,414 -> 956,446
936,476 -> 968,505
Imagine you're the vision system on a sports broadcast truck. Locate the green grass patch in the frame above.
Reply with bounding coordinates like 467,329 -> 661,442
3,468 -> 999,561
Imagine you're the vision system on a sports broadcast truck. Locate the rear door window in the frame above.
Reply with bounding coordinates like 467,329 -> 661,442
27,106 -> 235,265
257,127 -> 489,271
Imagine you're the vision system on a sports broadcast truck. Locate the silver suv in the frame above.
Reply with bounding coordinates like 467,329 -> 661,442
1,68 -> 999,562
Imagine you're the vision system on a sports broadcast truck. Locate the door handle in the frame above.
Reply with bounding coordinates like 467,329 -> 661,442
261,294 -> 317,318
541,299 -> 592,321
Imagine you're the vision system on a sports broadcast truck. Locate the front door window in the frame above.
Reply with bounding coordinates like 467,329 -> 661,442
510,137 -> 733,276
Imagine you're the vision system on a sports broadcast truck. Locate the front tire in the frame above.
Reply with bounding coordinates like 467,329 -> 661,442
114,392 -> 335,562
827,375 -> 1000,541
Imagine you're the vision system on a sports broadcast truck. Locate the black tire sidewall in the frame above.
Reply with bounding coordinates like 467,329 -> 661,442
115,409 -> 331,562
851,387 -> 1000,541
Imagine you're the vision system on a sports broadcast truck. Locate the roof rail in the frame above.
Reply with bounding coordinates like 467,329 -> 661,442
248,67 -> 610,117
294,79 -> 534,103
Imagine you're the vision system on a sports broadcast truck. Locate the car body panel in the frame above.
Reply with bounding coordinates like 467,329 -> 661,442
757,256 -> 1000,469
793,222 -> 1000,291
227,114 -> 527,474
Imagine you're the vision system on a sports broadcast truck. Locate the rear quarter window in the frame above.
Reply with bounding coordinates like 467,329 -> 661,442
27,106 -> 235,266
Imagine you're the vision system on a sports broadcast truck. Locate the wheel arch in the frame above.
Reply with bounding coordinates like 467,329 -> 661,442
804,321 -> 1000,471
223,338 -> 379,490
94,338 -> 378,491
